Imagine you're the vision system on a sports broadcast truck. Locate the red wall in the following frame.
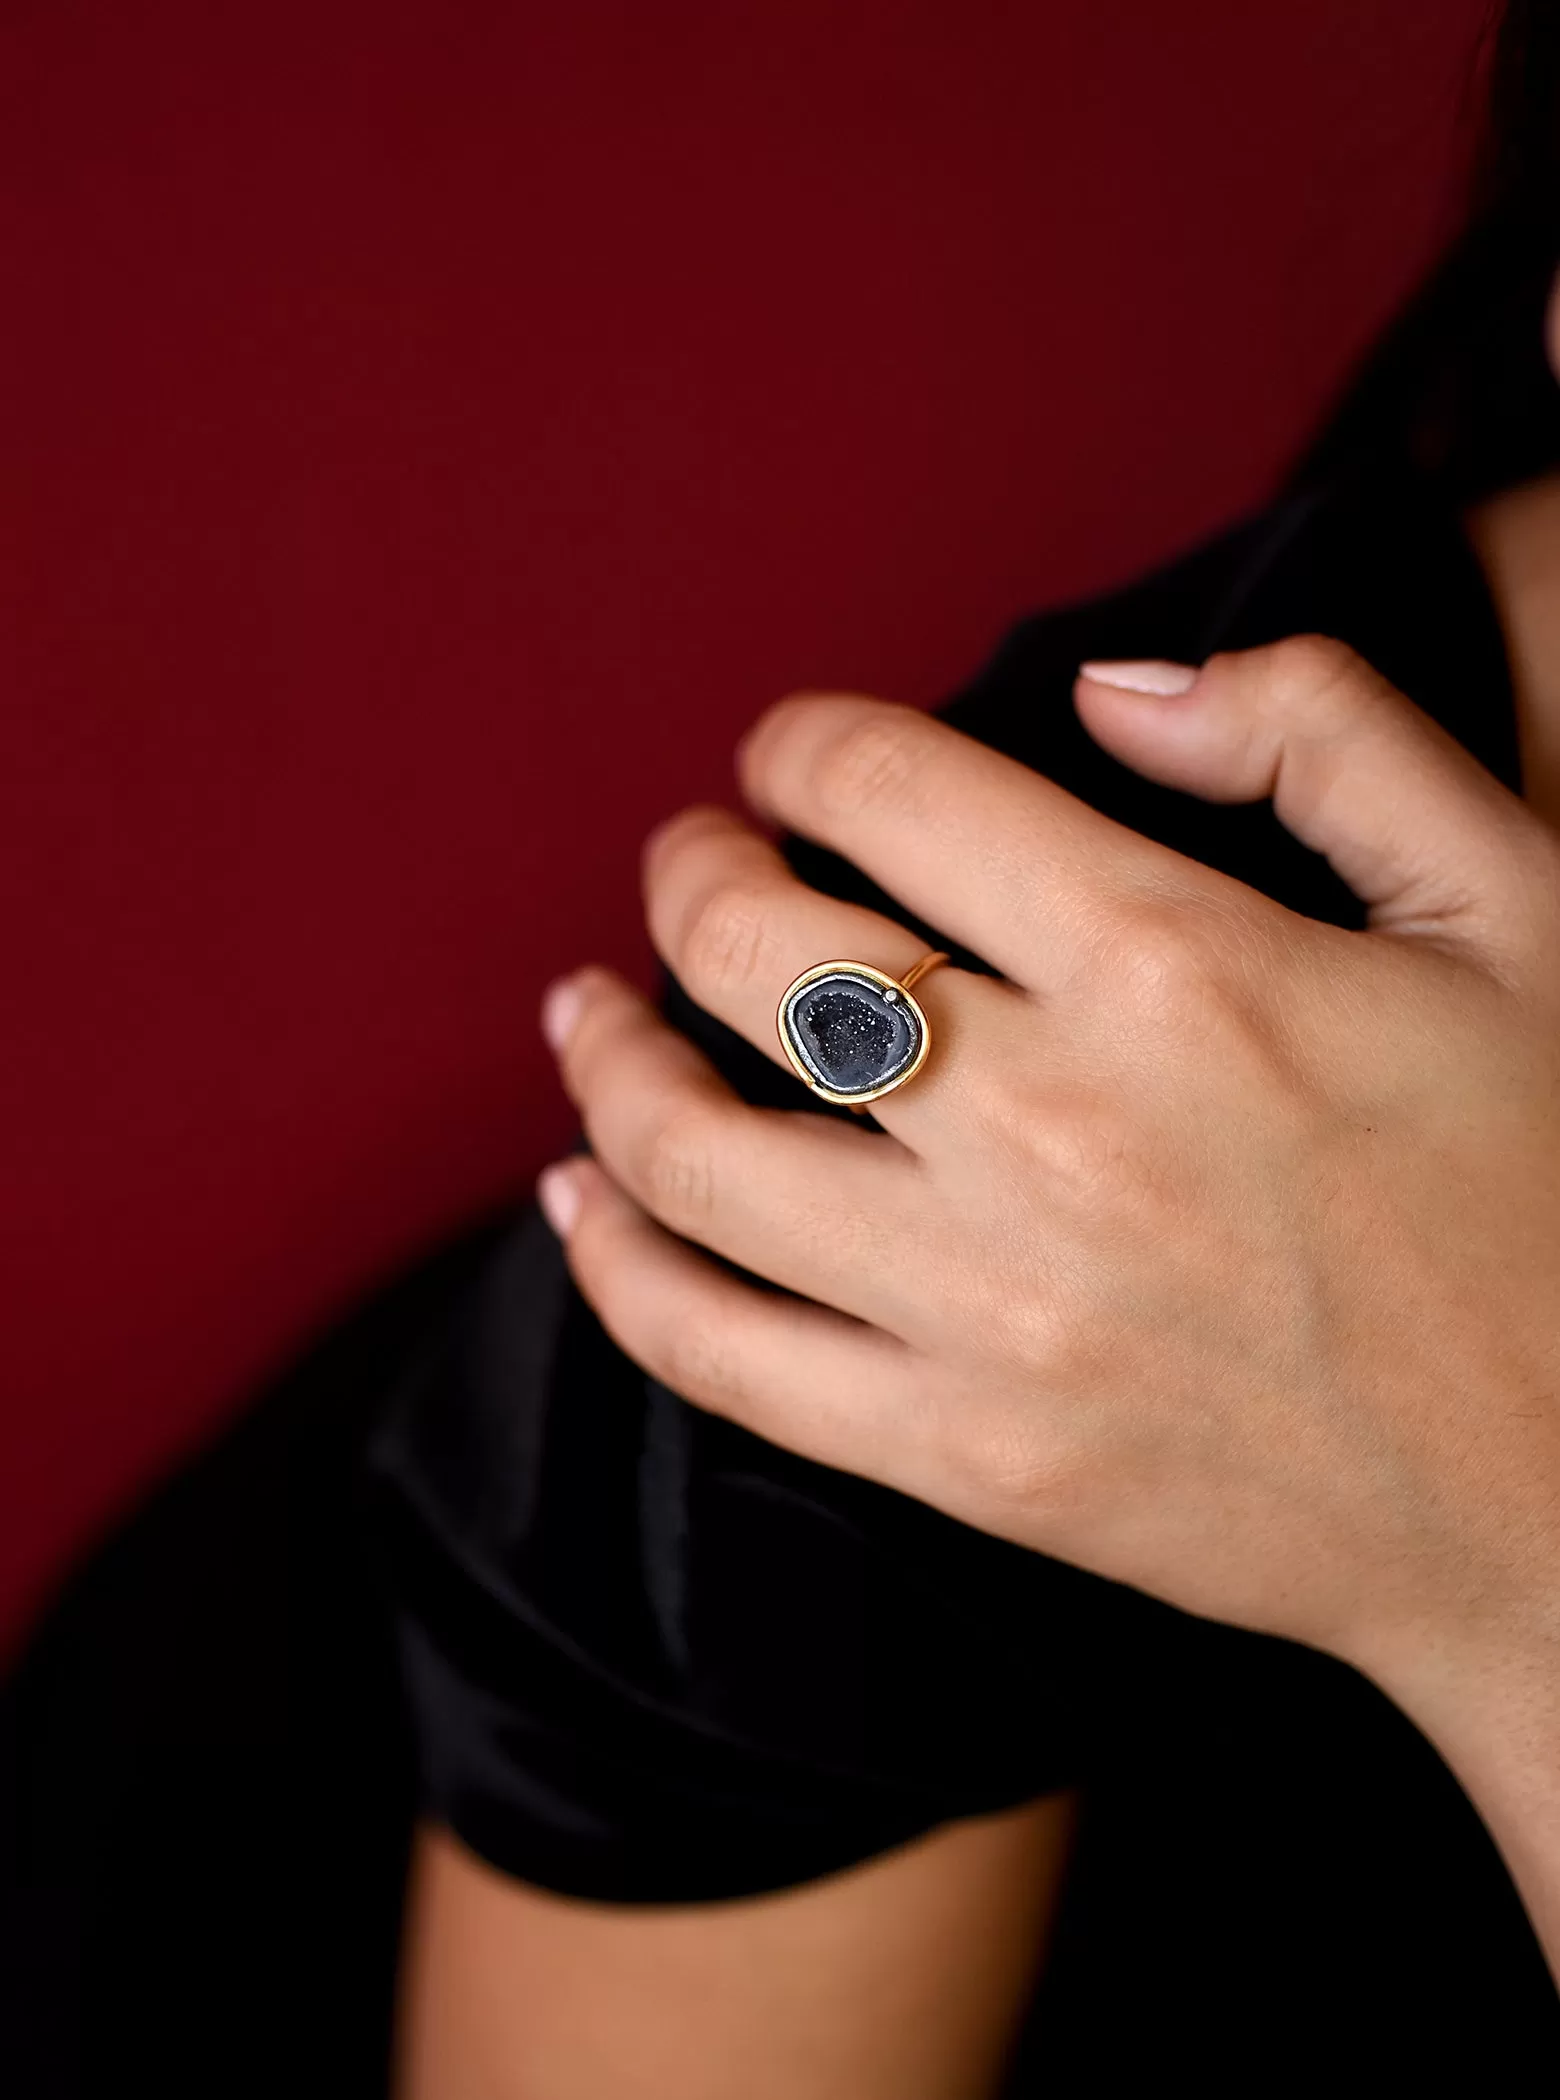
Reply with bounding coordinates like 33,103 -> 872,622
1,0 -> 1490,1649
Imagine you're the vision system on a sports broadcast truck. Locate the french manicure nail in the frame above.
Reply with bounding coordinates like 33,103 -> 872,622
537,1162 -> 582,1238
1079,658 -> 1198,696
540,976 -> 584,1053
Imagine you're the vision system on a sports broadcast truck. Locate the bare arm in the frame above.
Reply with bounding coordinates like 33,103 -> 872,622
395,1794 -> 1076,2100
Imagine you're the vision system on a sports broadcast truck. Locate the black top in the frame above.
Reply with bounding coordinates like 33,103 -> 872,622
365,447 -> 1528,1896
5,447 -> 1558,2095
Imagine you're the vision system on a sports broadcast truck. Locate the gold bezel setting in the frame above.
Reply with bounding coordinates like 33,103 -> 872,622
776,958 -> 935,1108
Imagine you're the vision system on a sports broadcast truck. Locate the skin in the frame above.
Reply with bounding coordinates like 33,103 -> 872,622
398,1796 -> 1075,2099
537,628 -> 1560,1953
400,271 -> 1560,2091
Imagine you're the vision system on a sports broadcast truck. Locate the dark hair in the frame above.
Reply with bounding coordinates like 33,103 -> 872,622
1296,0 -> 1560,501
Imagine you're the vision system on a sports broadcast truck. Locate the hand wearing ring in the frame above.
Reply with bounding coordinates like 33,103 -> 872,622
535,657 -> 1560,1786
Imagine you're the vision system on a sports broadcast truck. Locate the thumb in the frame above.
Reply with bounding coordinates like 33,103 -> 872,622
1075,635 -> 1555,963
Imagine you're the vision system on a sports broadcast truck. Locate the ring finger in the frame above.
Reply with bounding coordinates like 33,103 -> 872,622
642,804 -> 1022,1142
547,963 -> 943,1336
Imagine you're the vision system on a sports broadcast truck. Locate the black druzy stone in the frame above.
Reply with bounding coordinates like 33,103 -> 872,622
784,972 -> 921,1096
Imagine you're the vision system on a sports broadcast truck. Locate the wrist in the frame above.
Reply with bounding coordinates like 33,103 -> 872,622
1354,1597 -> 1560,1809
1363,1614 -> 1560,1973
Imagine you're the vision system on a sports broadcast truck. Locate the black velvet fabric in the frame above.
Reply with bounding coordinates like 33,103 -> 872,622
367,454 -> 1527,1900
5,450 -> 1558,2094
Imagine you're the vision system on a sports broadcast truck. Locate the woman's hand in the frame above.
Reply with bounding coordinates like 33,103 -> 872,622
536,637 -> 1560,1927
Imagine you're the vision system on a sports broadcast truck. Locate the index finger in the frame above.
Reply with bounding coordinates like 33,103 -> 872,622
737,693 -> 1190,987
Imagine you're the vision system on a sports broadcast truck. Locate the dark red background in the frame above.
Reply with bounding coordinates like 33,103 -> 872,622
2,0 -> 1490,1651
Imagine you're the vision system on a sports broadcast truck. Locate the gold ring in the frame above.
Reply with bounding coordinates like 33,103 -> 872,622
776,951 -> 950,1108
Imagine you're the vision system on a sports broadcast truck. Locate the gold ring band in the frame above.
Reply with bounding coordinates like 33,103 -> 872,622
776,950 -> 950,1109
896,950 -> 950,997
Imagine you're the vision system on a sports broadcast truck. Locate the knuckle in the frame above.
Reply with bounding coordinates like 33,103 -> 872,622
569,1215 -> 738,1409
812,706 -> 924,820
742,690 -> 849,793
631,1102 -> 719,1229
973,1269 -> 1071,1370
678,878 -> 780,998
947,1053 -> 1027,1157
561,998 -> 633,1109
1102,898 -> 1217,1018
1015,1088 -> 1163,1214
658,1311 -> 744,1409
750,689 -> 827,757
997,1430 -> 1104,1533
1267,631 -> 1360,683
567,1202 -> 632,1318
1101,898 -> 1300,1083
932,1389 -> 1092,1531
1243,633 -> 1372,727
645,804 -> 737,875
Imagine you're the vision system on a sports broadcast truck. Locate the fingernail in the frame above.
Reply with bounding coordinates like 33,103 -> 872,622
537,1161 -> 582,1238
1079,659 -> 1198,696
540,976 -> 584,1053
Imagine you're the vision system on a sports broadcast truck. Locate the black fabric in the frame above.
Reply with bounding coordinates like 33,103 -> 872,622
365,453 -> 1528,1904
5,451 -> 1559,2093
0,1228 -> 499,2099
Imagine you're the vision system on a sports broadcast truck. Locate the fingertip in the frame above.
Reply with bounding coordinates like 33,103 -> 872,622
641,803 -> 745,882
536,1159 -> 584,1238
734,697 -> 798,806
735,689 -> 868,801
540,963 -> 633,1064
1077,659 -> 1199,697
539,975 -> 585,1054
1075,653 -> 1257,804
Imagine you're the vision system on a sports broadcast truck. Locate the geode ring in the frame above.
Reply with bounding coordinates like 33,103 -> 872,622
776,951 -> 950,1109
